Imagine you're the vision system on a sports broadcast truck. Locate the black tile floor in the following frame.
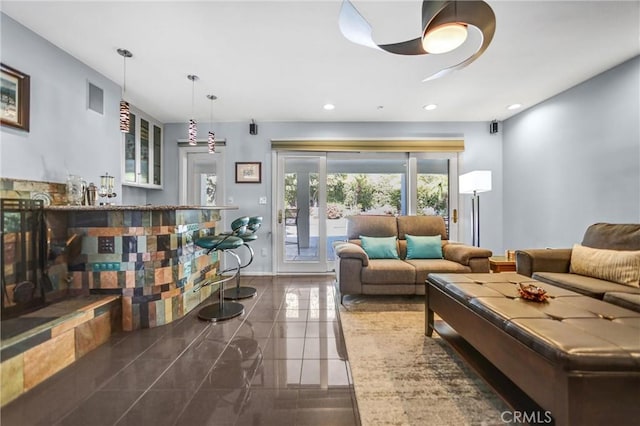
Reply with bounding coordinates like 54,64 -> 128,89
1,276 -> 360,426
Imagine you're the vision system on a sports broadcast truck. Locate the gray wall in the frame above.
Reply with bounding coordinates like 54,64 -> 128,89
0,13 -> 123,190
153,121 -> 504,273
502,56 -> 640,250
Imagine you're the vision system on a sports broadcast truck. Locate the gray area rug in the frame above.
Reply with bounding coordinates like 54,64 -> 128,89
339,295 -> 512,426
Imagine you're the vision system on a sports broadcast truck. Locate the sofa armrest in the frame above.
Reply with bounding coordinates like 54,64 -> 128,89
334,242 -> 369,266
443,243 -> 492,266
515,248 -> 572,277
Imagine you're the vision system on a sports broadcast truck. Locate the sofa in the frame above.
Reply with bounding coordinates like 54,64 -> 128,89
334,215 -> 492,301
516,223 -> 640,311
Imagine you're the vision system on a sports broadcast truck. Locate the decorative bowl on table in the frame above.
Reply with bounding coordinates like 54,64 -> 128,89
518,283 -> 549,303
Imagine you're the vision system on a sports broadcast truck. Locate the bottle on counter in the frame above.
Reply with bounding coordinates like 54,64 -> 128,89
85,182 -> 97,206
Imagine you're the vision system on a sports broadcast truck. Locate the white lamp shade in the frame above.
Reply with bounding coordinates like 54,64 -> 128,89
459,170 -> 492,194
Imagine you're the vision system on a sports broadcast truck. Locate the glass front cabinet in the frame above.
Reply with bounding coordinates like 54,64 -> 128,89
123,107 -> 163,188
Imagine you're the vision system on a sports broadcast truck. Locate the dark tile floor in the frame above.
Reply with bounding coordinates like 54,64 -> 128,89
1,276 -> 360,426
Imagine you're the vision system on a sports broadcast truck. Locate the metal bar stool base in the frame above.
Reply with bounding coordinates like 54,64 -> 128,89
224,286 -> 258,300
197,302 -> 244,322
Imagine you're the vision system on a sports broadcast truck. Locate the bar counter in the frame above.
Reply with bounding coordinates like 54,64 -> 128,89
44,205 -> 238,330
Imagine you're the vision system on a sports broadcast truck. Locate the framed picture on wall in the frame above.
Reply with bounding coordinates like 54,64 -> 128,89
235,162 -> 261,183
1,64 -> 30,132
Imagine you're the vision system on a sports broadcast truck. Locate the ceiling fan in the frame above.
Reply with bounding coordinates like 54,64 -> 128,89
339,0 -> 496,81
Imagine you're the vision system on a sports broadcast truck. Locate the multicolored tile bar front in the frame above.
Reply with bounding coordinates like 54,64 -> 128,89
44,205 -> 237,331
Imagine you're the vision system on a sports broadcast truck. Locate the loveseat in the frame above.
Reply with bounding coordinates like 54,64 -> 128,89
334,215 -> 492,301
516,223 -> 640,311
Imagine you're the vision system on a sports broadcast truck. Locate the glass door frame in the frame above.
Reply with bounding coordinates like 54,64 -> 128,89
273,151 -> 328,274
407,152 -> 460,241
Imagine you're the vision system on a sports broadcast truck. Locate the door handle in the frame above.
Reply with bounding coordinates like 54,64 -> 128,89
278,209 -> 283,224
452,209 -> 458,223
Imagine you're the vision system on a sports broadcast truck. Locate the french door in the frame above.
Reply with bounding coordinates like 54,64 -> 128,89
274,151 -> 459,274
274,152 -> 328,273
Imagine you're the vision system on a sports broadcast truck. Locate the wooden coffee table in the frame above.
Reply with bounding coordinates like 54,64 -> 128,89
489,256 -> 516,273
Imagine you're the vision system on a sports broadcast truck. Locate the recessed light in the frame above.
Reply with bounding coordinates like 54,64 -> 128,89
507,103 -> 522,110
323,103 -> 335,111
423,104 -> 438,111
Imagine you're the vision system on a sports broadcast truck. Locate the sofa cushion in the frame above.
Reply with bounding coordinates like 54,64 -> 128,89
582,223 -> 640,251
346,215 -> 397,239
361,259 -> 416,284
533,272 -> 640,299
407,259 -> 470,284
405,234 -> 443,259
360,236 -> 399,259
397,215 -> 447,239
570,244 -> 640,287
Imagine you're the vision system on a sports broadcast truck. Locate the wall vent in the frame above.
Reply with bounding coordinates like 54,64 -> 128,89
87,82 -> 104,114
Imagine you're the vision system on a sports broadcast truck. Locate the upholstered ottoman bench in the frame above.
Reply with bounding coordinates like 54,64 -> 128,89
425,272 -> 640,426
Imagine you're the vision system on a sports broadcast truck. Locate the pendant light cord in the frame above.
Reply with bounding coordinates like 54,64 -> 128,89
209,97 -> 213,126
122,56 -> 127,95
191,78 -> 195,117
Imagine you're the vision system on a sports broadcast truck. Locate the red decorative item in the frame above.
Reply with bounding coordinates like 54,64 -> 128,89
518,283 -> 549,303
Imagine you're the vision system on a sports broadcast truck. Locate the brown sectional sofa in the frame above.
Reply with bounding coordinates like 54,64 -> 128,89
334,215 -> 492,301
516,223 -> 640,311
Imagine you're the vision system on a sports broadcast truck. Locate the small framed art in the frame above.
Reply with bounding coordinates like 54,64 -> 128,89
1,63 -> 30,131
235,162 -> 261,183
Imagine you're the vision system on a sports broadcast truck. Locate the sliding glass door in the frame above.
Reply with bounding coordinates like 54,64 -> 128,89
274,151 -> 459,273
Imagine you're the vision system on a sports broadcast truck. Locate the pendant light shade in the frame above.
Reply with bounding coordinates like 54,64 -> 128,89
206,94 -> 217,154
187,74 -> 199,145
189,119 -> 197,145
119,100 -> 130,132
117,48 -> 133,133
207,131 -> 215,153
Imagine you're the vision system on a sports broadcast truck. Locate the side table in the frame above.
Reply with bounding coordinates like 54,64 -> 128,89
489,256 -> 516,273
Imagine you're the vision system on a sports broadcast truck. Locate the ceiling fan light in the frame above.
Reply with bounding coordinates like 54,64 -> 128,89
422,23 -> 468,54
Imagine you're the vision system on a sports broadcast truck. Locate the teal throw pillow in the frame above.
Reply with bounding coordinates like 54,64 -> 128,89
405,234 -> 443,259
360,236 -> 399,259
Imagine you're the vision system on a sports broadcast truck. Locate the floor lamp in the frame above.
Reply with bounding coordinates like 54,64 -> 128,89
459,171 -> 492,247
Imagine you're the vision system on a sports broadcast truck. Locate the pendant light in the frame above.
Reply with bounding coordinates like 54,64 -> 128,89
117,48 -> 133,132
187,74 -> 199,145
206,94 -> 217,154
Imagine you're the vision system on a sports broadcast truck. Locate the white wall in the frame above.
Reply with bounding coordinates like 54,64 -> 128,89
0,13 -> 122,190
502,56 -> 640,250
152,121 -> 504,273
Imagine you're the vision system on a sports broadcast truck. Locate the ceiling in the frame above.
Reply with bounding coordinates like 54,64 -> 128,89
3,0 -> 639,124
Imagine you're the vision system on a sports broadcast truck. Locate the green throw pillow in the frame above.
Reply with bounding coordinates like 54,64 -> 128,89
405,234 -> 443,259
360,236 -> 399,259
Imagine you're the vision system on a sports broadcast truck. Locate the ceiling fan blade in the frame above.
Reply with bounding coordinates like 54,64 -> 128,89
338,0 -> 381,50
378,38 -> 426,55
340,0 -> 426,55
421,0 -> 450,31
422,1 -> 496,81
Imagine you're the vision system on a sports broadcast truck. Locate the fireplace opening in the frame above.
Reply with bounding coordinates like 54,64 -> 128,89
1,199 -> 47,321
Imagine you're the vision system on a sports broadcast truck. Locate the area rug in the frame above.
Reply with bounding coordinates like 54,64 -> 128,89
339,296 -> 512,426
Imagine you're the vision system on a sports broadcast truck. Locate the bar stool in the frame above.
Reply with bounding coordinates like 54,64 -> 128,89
225,216 -> 262,300
193,233 -> 245,322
